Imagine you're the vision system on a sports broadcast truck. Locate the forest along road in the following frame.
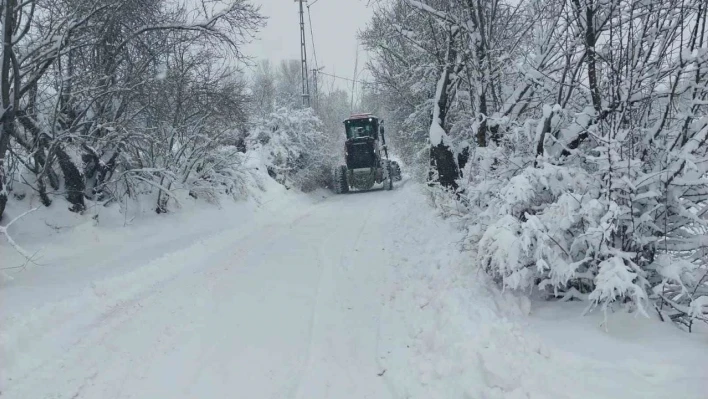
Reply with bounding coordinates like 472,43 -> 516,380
0,184 -> 415,399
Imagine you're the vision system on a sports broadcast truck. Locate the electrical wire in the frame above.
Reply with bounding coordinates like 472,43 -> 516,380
306,4 -> 319,71
304,0 -> 375,96
318,71 -> 373,86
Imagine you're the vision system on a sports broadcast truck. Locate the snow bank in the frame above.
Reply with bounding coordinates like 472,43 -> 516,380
378,184 -> 708,399
0,152 -> 327,384
1,150 -> 299,283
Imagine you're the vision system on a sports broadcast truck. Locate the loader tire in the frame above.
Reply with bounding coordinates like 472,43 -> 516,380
391,161 -> 402,181
382,160 -> 394,191
333,165 -> 349,194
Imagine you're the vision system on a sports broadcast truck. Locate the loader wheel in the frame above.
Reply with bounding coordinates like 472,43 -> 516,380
333,165 -> 349,194
391,161 -> 402,181
383,161 -> 394,191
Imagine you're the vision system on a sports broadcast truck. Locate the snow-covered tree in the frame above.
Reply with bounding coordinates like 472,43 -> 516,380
364,0 -> 708,330
0,0 -> 265,218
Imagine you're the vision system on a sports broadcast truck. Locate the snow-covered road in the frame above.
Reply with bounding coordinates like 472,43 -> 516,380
2,184 -> 411,398
2,182 -> 706,399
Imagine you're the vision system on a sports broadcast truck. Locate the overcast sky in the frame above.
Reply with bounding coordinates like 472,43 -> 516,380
244,0 -> 374,93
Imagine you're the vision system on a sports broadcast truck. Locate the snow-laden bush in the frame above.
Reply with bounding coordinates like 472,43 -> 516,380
184,146 -> 267,204
247,107 -> 339,192
460,115 -> 708,330
84,133 -> 266,214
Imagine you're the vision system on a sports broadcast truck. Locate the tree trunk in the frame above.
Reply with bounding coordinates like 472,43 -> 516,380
428,28 -> 460,190
457,145 -> 470,175
37,176 -> 52,207
466,0 -> 492,147
54,145 -> 86,213
0,0 -> 16,221
0,123 -> 10,221
534,110 -> 554,167
566,0 -> 600,151
430,143 -> 459,189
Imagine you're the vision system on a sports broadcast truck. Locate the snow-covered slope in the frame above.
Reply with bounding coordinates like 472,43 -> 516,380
1,181 -> 706,398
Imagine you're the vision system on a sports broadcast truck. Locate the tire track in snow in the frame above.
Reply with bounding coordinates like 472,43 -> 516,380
289,203 -> 372,398
288,240 -> 327,399
290,192 -> 399,399
288,198 -> 366,398
347,204 -> 400,398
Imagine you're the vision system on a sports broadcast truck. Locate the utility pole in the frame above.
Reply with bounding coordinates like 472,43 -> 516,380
312,68 -> 318,110
297,0 -> 310,108
311,67 -> 324,110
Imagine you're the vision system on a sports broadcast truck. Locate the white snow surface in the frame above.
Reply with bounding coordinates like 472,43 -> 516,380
1,181 -> 707,398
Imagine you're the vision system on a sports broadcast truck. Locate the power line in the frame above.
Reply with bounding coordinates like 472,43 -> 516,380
306,3 -> 322,108
318,71 -> 373,86
306,4 -> 319,71
299,0 -> 374,100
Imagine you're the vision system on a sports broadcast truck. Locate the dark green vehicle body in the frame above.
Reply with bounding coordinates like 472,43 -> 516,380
333,113 -> 401,193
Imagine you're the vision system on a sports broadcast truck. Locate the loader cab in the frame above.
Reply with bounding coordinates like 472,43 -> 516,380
343,114 -> 381,170
344,114 -> 379,140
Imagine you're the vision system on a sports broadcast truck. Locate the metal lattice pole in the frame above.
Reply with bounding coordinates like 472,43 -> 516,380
298,0 -> 310,108
312,68 -> 318,110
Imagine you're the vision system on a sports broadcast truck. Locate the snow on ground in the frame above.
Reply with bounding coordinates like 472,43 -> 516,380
527,301 -> 708,395
377,189 -> 707,399
1,178 -> 706,398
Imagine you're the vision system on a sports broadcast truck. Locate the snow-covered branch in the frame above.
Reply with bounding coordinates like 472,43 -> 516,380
0,207 -> 39,265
